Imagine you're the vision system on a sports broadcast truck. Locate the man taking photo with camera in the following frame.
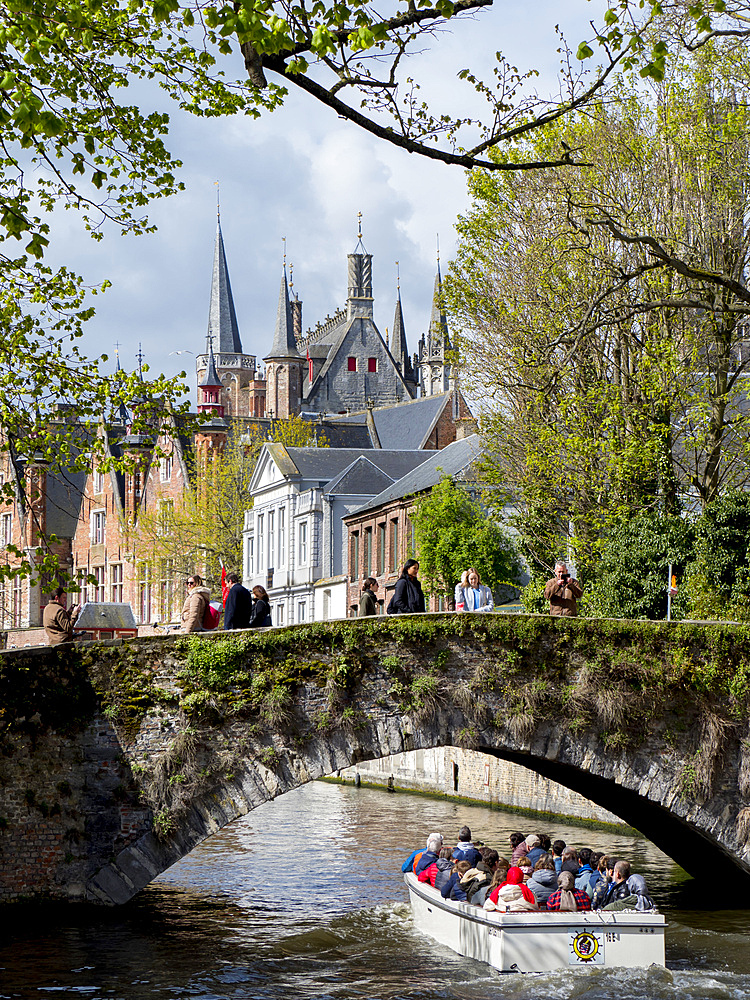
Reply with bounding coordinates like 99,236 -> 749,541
544,561 -> 583,617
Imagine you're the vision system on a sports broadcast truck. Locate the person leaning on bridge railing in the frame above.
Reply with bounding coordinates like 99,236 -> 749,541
454,568 -> 494,613
181,574 -> 211,632
544,561 -> 583,617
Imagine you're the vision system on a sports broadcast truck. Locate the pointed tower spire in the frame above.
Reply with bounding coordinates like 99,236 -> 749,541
197,341 -> 225,418
267,265 -> 300,358
429,260 -> 451,350
207,220 -> 243,354
199,340 -> 222,388
389,262 -> 412,381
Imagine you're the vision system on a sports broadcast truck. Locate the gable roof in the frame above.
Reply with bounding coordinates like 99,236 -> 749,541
323,456 -> 395,497
326,393 -> 452,450
349,433 -> 482,515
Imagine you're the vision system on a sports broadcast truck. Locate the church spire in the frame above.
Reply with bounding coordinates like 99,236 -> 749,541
206,220 -> 243,354
266,265 -> 300,358
428,260 -> 451,350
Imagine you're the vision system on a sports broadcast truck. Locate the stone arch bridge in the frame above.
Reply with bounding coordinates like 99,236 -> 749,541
2,613 -> 750,904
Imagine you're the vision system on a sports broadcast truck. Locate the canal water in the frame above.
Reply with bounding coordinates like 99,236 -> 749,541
2,780 -> 750,999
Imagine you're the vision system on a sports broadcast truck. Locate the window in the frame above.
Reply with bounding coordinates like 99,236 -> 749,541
347,356 -> 357,372
350,531 -> 359,578
406,514 -> 415,557
299,520 -> 308,564
92,510 -> 105,545
157,559 -> 174,620
246,535 -> 254,578
257,514 -> 264,571
77,570 -> 89,606
161,455 -> 173,481
110,564 -> 123,603
12,575 -> 21,627
390,519 -> 399,572
297,601 -> 307,623
364,526 -> 372,576
1,513 -> 11,547
134,470 -> 142,506
368,357 -> 377,373
93,469 -> 105,494
276,604 -> 285,626
378,522 -> 386,575
93,567 -> 105,603
278,508 -> 285,567
268,510 -> 275,570
158,499 -> 174,535
138,564 -> 151,623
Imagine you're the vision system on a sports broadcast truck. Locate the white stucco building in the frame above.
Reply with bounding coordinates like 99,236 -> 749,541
243,443 -> 428,623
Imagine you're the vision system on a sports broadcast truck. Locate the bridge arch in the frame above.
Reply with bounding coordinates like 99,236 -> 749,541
1,614 -> 750,904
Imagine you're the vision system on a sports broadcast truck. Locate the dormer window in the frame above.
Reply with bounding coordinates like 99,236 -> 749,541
347,357 -> 357,372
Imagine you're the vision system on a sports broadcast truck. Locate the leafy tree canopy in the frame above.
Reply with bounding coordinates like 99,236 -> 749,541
411,475 -> 521,600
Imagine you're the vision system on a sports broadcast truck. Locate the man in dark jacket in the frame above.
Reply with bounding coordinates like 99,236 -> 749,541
224,572 -> 252,630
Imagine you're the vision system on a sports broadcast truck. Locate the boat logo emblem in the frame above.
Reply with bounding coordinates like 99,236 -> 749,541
568,930 -> 604,965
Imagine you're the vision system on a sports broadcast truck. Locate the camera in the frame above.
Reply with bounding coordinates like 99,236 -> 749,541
561,573 -> 570,581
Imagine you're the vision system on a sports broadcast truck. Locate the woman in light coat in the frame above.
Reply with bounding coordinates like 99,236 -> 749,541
455,568 -> 494,613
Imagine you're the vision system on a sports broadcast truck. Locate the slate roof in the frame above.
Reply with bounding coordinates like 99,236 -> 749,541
325,393 -> 451,449
323,456 -> 395,497
350,433 -> 482,514
277,447 -> 429,487
76,602 -> 138,629
45,470 -> 87,538
207,222 -> 243,354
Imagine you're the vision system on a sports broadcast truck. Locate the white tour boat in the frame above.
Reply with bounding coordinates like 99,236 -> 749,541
405,873 -> 666,972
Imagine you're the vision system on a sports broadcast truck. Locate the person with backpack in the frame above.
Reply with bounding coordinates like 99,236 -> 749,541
387,560 -> 426,615
181,574 -> 212,632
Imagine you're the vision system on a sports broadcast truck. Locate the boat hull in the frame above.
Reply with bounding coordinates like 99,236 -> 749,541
405,873 -> 666,972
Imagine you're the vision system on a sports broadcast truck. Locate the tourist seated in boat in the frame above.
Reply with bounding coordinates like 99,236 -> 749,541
625,873 -> 656,911
452,826 -> 482,866
590,857 -> 616,908
417,847 -> 454,891
402,833 -> 443,874
585,851 -> 606,898
414,834 -> 445,876
560,846 -> 580,876
574,848 -> 596,894
509,832 -> 528,865
527,856 -> 559,908
552,839 -> 566,873
525,834 -> 546,868
516,857 -> 534,882
545,871 -> 592,911
441,860 -> 473,901
460,848 -> 500,905
596,860 -> 635,909
483,866 -> 540,912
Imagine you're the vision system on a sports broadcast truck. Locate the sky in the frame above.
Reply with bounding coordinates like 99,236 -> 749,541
46,0 -> 600,409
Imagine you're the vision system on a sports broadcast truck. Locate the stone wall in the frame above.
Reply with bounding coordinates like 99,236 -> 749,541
338,748 -> 622,825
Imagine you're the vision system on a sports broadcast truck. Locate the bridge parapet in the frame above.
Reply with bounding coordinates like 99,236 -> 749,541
2,614 -> 750,904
